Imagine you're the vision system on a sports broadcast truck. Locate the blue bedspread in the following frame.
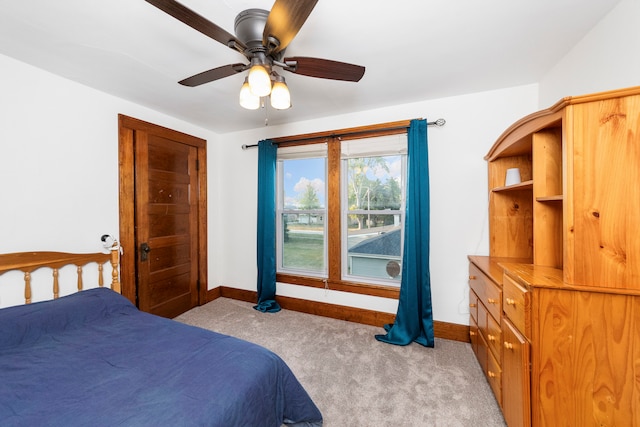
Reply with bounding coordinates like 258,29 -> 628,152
0,288 -> 322,426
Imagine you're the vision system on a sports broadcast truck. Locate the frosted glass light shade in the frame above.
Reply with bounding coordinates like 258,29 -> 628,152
248,65 -> 271,97
239,78 -> 260,110
270,77 -> 291,110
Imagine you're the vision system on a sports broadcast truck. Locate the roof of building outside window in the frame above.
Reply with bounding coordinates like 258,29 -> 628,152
349,228 -> 401,256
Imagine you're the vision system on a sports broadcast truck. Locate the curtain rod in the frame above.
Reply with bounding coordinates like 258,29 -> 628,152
241,118 -> 446,150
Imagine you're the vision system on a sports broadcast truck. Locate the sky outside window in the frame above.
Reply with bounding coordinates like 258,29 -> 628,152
282,158 -> 326,209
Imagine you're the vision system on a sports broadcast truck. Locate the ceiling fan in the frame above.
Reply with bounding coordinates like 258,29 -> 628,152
144,0 -> 366,110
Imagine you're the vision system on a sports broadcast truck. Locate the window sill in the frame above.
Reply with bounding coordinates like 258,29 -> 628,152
276,273 -> 401,299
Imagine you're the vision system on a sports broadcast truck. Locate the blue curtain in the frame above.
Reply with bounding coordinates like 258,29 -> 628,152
254,139 -> 281,313
375,119 -> 434,347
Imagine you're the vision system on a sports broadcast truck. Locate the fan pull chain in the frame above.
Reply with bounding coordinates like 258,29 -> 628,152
262,97 -> 269,126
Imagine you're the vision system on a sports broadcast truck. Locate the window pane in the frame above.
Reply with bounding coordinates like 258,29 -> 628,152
281,213 -> 325,273
347,216 -> 402,282
278,156 -> 327,276
344,153 -> 405,284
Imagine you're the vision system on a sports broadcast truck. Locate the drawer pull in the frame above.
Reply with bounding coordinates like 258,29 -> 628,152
469,331 -> 476,337
469,303 -> 477,308
487,334 -> 496,342
504,341 -> 514,350
488,371 -> 496,378
469,275 -> 477,280
487,298 -> 498,304
506,298 -> 516,306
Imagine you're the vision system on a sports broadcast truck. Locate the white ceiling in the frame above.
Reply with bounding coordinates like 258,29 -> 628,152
0,0 -> 621,133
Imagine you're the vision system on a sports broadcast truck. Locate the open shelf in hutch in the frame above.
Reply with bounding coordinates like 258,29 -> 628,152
486,114 -> 563,268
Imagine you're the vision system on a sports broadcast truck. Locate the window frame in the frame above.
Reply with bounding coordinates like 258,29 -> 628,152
274,121 -> 413,300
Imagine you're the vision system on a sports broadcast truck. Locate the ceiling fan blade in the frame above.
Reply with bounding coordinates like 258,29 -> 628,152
179,63 -> 246,87
145,0 -> 246,52
283,57 -> 365,82
263,0 -> 318,54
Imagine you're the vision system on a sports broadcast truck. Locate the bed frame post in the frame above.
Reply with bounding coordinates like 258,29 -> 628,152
110,248 -> 121,294
24,272 -> 32,304
53,269 -> 60,299
77,266 -> 84,292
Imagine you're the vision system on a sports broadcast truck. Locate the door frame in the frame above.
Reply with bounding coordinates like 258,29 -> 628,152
117,114 -> 208,307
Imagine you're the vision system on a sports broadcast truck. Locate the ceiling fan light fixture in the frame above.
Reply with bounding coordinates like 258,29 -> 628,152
248,63 -> 272,97
239,77 -> 260,110
144,0 -> 366,115
270,75 -> 291,110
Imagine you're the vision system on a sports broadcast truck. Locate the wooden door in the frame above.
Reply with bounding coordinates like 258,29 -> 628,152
568,94 -> 640,289
502,317 -> 531,427
135,133 -> 199,317
118,115 -> 207,318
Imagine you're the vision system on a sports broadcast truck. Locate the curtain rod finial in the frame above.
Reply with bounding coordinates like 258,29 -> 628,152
426,118 -> 446,127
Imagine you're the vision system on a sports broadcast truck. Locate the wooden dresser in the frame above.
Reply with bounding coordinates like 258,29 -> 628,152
469,86 -> 640,426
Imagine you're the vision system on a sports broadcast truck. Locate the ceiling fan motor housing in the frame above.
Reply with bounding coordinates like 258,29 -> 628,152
234,9 -> 270,54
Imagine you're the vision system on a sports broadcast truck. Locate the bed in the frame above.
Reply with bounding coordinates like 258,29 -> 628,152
0,249 -> 322,427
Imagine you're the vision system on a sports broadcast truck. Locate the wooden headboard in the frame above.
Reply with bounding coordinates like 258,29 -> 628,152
0,250 -> 120,305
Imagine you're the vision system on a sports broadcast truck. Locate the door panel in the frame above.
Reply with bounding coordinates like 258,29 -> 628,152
118,115 -> 208,316
502,317 -> 531,427
135,133 -> 199,318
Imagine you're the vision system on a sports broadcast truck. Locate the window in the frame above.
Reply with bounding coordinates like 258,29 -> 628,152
341,136 -> 406,285
275,124 -> 409,298
277,144 -> 327,276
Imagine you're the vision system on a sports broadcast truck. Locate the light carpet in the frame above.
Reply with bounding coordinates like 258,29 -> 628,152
175,297 -> 506,427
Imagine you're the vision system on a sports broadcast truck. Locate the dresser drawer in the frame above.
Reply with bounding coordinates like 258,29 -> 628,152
477,300 -> 488,342
477,331 -> 488,374
469,316 -> 479,357
469,289 -> 479,324
487,349 -> 502,407
486,312 -> 502,362
469,263 -> 502,321
503,273 -> 531,339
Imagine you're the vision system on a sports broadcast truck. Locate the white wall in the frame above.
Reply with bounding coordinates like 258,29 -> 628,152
215,0 -> 640,326
0,53 -> 218,307
539,0 -> 640,106
214,85 -> 539,325
2,0 -> 638,321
